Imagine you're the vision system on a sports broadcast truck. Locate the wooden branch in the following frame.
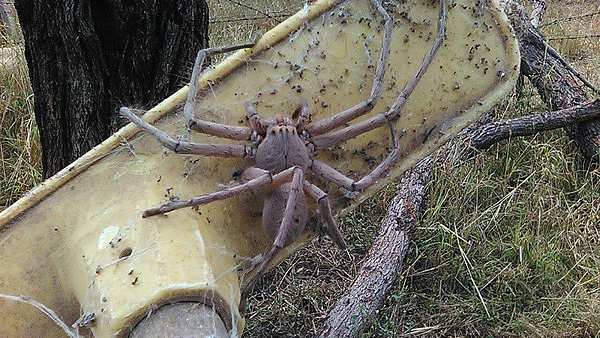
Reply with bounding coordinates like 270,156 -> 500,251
314,98 -> 600,337
318,3 -> 600,336
316,4 -> 600,337
501,0 -> 600,161
544,41 -> 600,96
530,0 -> 546,28
318,159 -> 433,338
314,97 -> 600,338
469,100 -> 600,150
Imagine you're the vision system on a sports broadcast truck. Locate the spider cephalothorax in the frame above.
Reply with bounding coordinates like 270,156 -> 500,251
120,0 -> 446,289
253,112 -> 312,173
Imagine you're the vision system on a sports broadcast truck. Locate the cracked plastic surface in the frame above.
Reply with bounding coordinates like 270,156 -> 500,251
0,0 -> 519,337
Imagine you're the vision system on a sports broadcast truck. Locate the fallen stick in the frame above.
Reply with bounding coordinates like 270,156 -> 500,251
318,158 -> 433,338
316,98 -> 600,336
318,2 -> 600,336
469,100 -> 600,150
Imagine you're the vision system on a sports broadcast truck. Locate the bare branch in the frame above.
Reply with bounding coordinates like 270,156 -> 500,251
318,159 -> 433,338
541,40 -> 600,96
501,0 -> 600,161
530,0 -> 546,28
469,100 -> 600,149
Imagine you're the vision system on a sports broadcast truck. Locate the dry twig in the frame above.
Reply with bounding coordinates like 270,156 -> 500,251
319,2 -> 600,334
502,0 -> 600,160
318,159 -> 433,338
469,100 -> 600,150
530,0 -> 546,28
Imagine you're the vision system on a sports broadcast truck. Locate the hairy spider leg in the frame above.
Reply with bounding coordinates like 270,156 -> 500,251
241,167 -> 306,304
184,43 -> 258,141
311,0 -> 447,149
303,181 -> 347,250
294,99 -> 311,132
141,166 -> 300,217
307,0 -> 446,195
310,121 -> 402,193
120,107 -> 251,159
244,102 -> 267,136
240,167 -> 346,252
253,168 -> 305,274
306,0 -> 394,136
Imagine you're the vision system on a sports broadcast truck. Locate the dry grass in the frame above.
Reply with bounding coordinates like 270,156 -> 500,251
542,0 -> 600,86
0,29 -> 39,211
1,1 -> 599,337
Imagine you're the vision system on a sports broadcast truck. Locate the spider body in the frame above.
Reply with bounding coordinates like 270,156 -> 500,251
254,116 -> 310,247
255,116 -> 310,173
120,0 -> 446,293
262,180 -> 308,246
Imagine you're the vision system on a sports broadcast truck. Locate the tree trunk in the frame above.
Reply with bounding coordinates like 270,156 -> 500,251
14,0 -> 209,177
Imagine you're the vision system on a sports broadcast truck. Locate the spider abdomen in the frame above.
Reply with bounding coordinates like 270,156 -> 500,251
255,125 -> 310,173
262,183 -> 308,245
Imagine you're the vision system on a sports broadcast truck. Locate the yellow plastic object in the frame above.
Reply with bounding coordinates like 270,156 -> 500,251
0,0 -> 519,337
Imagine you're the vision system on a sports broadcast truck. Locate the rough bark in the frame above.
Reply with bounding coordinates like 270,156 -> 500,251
318,159 -> 433,338
470,100 -> 600,150
502,0 -> 600,161
317,100 -> 600,336
529,0 -> 546,28
316,99 -> 600,337
14,0 -> 209,177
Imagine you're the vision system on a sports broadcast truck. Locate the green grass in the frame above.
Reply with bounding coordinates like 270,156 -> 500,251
1,0 -> 600,337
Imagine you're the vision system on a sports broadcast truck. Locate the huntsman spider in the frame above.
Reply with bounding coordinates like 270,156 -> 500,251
120,0 -> 446,285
